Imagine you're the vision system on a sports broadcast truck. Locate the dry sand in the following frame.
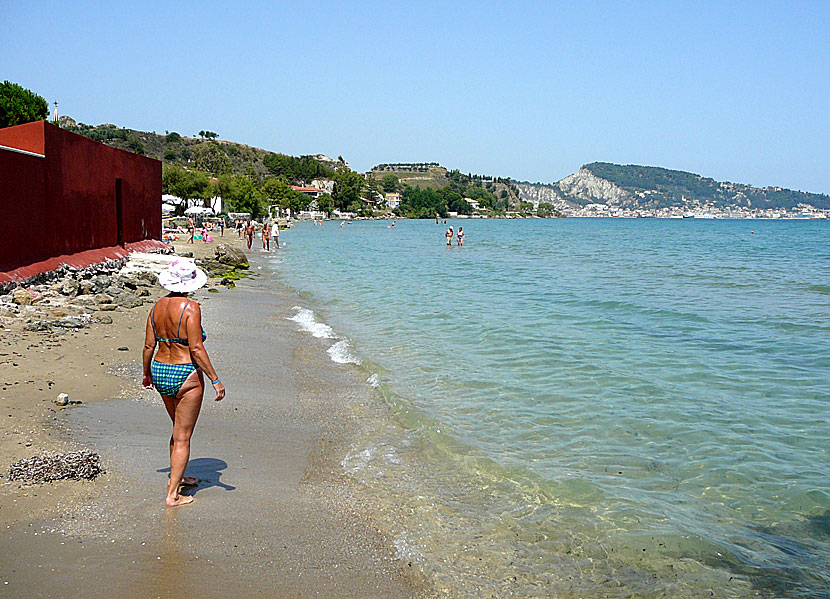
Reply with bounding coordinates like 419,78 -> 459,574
0,234 -> 434,598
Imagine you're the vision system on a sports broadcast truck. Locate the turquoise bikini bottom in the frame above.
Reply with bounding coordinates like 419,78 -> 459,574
151,361 -> 198,397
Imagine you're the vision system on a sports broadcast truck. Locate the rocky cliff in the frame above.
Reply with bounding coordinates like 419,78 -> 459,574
519,162 -> 830,212
515,183 -> 570,210
556,167 -> 632,206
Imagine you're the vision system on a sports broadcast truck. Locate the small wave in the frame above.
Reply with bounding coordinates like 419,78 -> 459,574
392,532 -> 425,564
288,306 -> 336,338
807,284 -> 830,296
328,340 -> 361,364
367,373 -> 381,388
342,446 -> 373,474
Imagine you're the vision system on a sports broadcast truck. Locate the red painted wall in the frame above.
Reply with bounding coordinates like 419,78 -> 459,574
0,121 -> 162,272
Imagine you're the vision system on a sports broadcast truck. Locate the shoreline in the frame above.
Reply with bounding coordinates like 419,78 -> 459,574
0,235 -> 433,598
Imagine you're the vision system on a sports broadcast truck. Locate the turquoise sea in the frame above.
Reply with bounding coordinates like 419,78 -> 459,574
266,218 -> 829,598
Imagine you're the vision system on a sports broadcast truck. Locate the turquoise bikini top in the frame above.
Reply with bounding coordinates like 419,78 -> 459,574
151,299 -> 207,346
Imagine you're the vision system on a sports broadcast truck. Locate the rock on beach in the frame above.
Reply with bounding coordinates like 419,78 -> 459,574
8,449 -> 103,483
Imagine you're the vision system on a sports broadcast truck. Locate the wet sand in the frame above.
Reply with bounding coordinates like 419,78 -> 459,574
0,236 -> 433,598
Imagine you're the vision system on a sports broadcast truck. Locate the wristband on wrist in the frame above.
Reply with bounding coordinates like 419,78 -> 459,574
211,378 -> 221,385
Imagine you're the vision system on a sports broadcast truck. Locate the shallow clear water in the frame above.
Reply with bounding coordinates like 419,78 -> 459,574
267,218 -> 829,597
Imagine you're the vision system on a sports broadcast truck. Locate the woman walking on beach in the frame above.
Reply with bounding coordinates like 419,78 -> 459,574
142,259 -> 225,507
271,220 -> 280,249
262,221 -> 271,251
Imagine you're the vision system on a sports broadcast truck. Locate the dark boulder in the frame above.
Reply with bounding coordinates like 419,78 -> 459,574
214,245 -> 248,268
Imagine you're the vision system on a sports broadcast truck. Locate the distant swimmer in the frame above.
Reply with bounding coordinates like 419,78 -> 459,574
340,221 -> 345,228
457,226 -> 464,246
392,220 -> 396,227
446,226 -> 454,246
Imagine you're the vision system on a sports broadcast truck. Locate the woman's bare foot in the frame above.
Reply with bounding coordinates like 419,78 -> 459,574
168,475 -> 200,487
165,494 -> 195,507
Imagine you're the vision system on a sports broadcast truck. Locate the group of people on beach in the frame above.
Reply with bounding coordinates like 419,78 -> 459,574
186,217 -> 224,244
233,219 -> 279,251
445,225 -> 465,246
261,221 -> 280,251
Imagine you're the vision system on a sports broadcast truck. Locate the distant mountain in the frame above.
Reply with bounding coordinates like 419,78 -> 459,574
518,163 -> 830,212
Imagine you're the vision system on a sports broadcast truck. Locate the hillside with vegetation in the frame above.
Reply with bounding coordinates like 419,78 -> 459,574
370,164 -> 531,218
583,162 -> 830,210
57,116 -> 368,218
519,163 -> 830,213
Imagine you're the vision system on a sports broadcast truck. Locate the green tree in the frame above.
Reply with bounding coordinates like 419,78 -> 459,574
165,131 -> 182,143
381,174 -> 399,192
162,165 -> 211,207
537,202 -> 562,217
194,143 -> 233,175
260,177 -> 310,214
263,152 -> 334,183
447,192 -> 472,215
0,81 -> 48,128
128,138 -> 145,155
331,170 -> 365,211
316,193 -> 334,217
220,174 -> 265,217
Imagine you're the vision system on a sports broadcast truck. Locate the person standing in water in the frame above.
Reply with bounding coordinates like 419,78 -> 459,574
244,221 -> 255,250
271,220 -> 280,249
446,226 -> 454,246
457,226 -> 465,246
142,259 -> 225,507
262,221 -> 271,251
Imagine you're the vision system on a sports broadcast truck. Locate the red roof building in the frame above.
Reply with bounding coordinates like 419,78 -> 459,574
291,185 -> 325,199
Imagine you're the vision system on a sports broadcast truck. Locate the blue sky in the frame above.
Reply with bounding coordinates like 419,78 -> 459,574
3,1 -> 828,192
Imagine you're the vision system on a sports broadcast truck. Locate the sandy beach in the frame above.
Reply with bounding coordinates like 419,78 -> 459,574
0,233 -> 433,598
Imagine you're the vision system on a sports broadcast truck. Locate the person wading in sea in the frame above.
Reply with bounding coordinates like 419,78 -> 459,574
271,220 -> 280,249
446,226 -> 454,246
262,221 -> 271,251
142,259 -> 225,507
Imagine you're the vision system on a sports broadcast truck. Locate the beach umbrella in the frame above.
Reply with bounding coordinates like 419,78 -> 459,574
162,203 -> 176,214
184,206 -> 214,215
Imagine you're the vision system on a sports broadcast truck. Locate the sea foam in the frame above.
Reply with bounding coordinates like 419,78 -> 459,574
327,339 -> 361,364
288,306 -> 336,338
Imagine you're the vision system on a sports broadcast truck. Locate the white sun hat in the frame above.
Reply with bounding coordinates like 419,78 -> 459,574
157,259 -> 208,293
